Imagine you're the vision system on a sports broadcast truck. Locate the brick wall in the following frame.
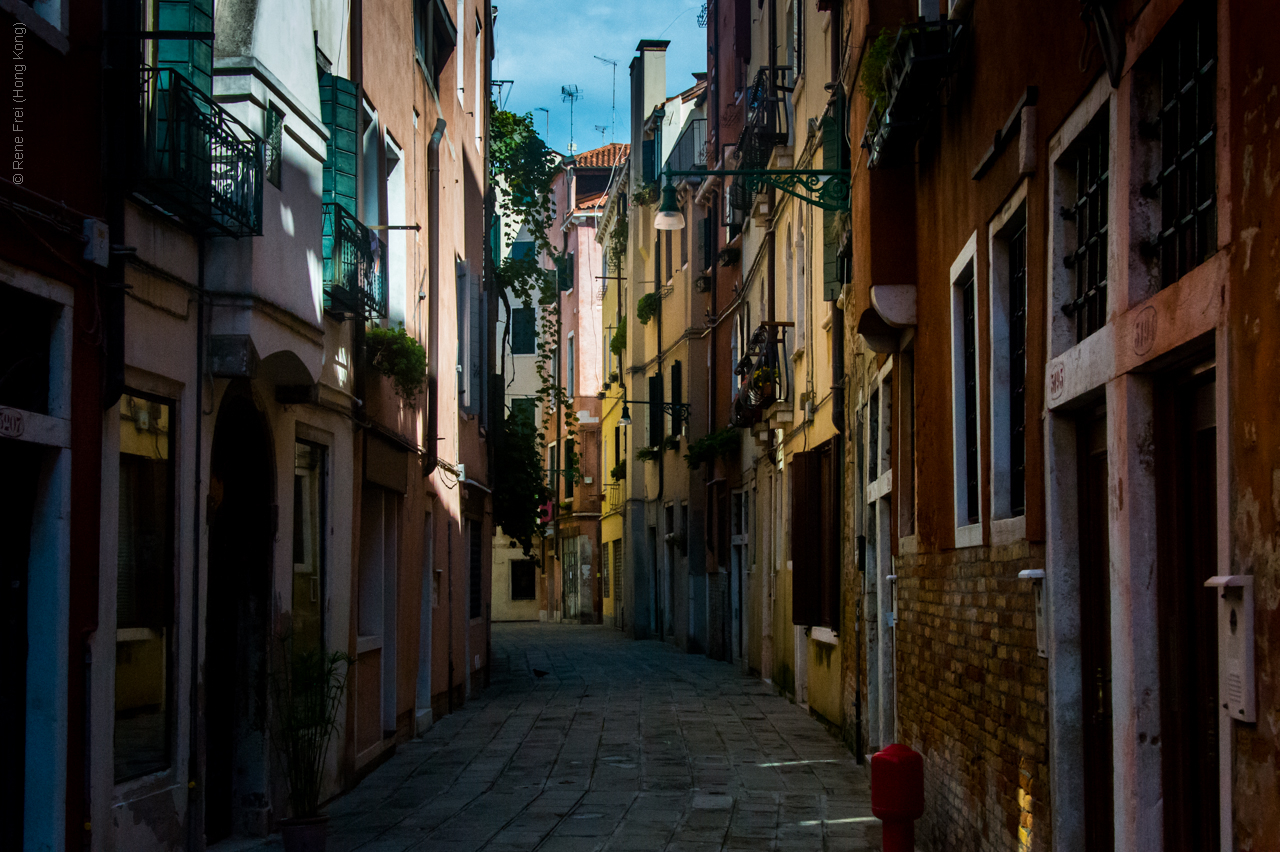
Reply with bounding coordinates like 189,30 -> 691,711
895,541 -> 1050,852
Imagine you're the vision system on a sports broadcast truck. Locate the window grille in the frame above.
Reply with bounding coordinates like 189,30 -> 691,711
960,266 -> 979,524
1155,0 -> 1217,287
1009,224 -> 1027,517
1064,111 -> 1109,343
264,106 -> 284,188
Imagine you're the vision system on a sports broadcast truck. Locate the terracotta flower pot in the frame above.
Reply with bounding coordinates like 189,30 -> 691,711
280,815 -> 329,852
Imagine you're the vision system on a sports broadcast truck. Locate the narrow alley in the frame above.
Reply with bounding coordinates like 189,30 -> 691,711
236,624 -> 875,852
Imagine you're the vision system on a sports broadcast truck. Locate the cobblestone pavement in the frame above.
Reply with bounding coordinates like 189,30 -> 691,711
239,623 -> 878,852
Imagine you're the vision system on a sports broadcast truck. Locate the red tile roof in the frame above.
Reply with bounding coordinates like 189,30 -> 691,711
574,191 -> 609,213
572,142 -> 630,169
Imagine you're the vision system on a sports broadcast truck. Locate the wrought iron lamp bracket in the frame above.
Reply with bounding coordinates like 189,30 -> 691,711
665,167 -> 850,212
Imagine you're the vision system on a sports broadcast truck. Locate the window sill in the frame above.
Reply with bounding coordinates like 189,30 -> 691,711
809,626 -> 837,646
356,634 -> 382,654
954,522 -> 982,548
991,515 -> 1025,546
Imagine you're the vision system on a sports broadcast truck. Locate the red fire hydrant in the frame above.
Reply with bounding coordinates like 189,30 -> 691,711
871,743 -> 925,852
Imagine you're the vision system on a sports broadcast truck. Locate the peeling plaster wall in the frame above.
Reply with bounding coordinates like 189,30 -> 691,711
1226,1 -> 1280,845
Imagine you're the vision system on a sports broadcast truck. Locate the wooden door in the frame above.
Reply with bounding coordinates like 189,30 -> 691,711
1157,372 -> 1219,852
1079,412 -> 1114,852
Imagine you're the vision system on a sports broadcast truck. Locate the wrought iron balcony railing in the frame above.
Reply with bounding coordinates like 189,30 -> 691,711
669,118 -> 707,174
137,67 -> 263,237
727,66 -> 795,213
862,19 -> 963,169
322,202 -> 388,318
603,481 -> 625,516
729,324 -> 785,428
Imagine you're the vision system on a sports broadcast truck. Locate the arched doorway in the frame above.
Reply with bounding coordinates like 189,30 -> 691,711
205,385 -> 274,842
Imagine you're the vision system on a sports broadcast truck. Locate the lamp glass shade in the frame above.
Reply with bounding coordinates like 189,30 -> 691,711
654,183 -> 685,230
619,405 -> 632,426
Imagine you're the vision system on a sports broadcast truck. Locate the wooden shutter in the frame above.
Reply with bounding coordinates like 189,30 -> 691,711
670,360 -> 683,435
319,74 -> 359,215
648,373 -> 664,447
791,450 -> 823,626
819,444 -> 840,628
642,139 -> 657,184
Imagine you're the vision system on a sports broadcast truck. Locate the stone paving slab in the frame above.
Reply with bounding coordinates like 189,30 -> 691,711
222,623 -> 879,851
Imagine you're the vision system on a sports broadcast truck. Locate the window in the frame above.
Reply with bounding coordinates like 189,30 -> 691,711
647,373 -> 664,448
602,544 -> 611,598
157,0 -> 213,96
468,518 -> 483,618
565,438 -> 576,499
567,334 -> 575,400
990,196 -> 1027,521
1154,0 -> 1217,287
950,236 -> 981,535
413,0 -> 458,89
511,559 -> 537,600
474,15 -> 484,150
292,442 -> 326,658
960,269 -> 979,524
898,348 -> 916,537
264,104 -> 284,188
1064,110 -> 1109,343
456,0 -> 465,105
679,220 -> 688,269
670,360 -> 683,436
115,394 -> 175,782
319,74 -> 358,214
612,539 -> 622,602
664,230 -> 672,282
457,261 -> 483,414
511,306 -> 536,354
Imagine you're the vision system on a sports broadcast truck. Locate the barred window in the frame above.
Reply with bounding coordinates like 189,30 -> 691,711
1155,0 -> 1217,287
1065,110 -> 1109,343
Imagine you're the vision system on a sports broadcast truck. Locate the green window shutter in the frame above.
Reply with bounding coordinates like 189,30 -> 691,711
642,139 -> 656,184
157,0 -> 213,94
319,74 -> 358,215
648,374 -> 664,447
821,92 -> 846,302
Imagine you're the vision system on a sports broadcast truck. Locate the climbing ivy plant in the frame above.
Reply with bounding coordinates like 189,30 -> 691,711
490,103 -> 579,443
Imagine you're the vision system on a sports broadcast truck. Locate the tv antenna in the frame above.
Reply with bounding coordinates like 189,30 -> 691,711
534,107 -> 550,140
560,85 -> 583,154
491,79 -> 514,110
594,125 -> 608,146
593,55 -> 618,143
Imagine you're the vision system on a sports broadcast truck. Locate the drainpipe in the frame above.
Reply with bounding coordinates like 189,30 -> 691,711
187,236 -> 206,852
426,120 -> 446,471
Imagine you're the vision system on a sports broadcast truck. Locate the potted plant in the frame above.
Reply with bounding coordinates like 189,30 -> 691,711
636,446 -> 660,463
270,637 -> 352,852
636,293 -> 660,325
366,325 -> 427,400
610,461 -> 626,480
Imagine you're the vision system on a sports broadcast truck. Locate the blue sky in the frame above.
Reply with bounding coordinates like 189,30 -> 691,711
492,0 -> 707,156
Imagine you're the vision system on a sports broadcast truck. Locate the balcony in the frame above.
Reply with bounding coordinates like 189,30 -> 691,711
861,19 -> 963,169
137,67 -> 264,237
728,66 -> 793,214
603,482 -> 625,516
729,324 -> 783,428
668,118 -> 707,174
322,202 -> 389,319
